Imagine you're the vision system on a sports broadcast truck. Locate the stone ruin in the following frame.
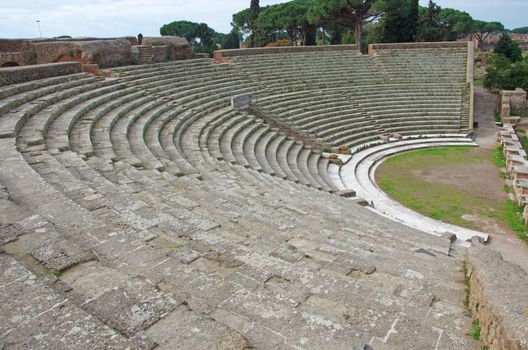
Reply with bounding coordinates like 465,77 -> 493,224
0,36 -> 192,72
499,88 -> 527,121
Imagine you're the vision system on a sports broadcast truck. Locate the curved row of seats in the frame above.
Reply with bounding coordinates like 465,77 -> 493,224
371,48 -> 468,83
0,49 -> 478,349
230,48 -> 469,145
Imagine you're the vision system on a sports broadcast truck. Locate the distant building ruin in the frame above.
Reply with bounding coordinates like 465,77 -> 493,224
0,36 -> 193,72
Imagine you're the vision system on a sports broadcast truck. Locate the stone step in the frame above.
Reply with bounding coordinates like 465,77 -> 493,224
277,139 -> 300,183
286,142 -> 312,186
298,148 -> 323,190
266,133 -> 289,179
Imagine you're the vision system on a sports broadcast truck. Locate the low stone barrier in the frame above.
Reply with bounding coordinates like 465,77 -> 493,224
466,239 -> 528,350
0,62 -> 81,86
368,41 -> 469,53
214,45 -> 358,62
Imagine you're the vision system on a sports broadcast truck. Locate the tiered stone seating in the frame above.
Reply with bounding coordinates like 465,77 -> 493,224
0,46 -> 483,349
371,47 -> 467,83
230,46 -> 470,146
230,51 -> 386,91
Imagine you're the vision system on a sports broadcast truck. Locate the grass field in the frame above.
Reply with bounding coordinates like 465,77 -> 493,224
376,146 -> 528,243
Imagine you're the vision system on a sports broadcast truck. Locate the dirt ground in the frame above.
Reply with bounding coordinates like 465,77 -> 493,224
412,149 -> 507,202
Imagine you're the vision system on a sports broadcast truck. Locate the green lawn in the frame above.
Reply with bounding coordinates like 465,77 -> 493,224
377,146 -> 528,243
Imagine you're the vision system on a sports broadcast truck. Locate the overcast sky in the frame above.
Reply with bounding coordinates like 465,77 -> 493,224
0,0 -> 526,39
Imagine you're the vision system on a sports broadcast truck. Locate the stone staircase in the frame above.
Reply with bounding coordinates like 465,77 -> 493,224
137,45 -> 154,65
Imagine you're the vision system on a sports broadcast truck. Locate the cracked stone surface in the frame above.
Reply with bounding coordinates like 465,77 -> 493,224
0,46 -> 497,349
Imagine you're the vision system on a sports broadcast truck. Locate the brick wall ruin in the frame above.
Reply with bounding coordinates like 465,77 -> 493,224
0,36 -> 192,69
500,89 -> 528,119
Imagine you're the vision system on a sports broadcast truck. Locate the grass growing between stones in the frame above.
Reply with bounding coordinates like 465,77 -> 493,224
492,146 -> 506,169
469,320 -> 481,341
516,129 -> 528,152
377,146 -> 528,244
474,78 -> 484,87
494,111 -> 501,123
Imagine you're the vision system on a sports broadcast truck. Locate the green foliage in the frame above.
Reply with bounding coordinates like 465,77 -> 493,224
408,0 -> 419,41
233,0 -> 316,47
342,30 -> 355,44
436,7 -> 474,41
307,0 -> 381,51
161,20 -> 197,42
46,268 -> 62,277
416,1 -> 475,42
493,111 -> 501,123
512,26 -> 528,34
469,320 -> 481,340
463,261 -> 472,317
500,200 -> 528,243
249,0 -> 262,46
230,0 -> 507,51
492,146 -> 506,168
221,30 -> 241,49
484,35 -> 528,91
494,33 -> 523,62
160,20 -> 225,57
417,0 -> 443,41
473,20 -> 505,50
517,129 -> 528,151
377,0 -> 419,43
232,8 -> 253,38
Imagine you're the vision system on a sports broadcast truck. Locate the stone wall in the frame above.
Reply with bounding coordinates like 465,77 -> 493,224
500,89 -> 528,118
368,41 -> 469,53
466,239 -> 528,350
142,36 -> 192,61
78,39 -> 133,68
0,62 -> 81,86
0,39 -> 30,53
0,52 -> 25,67
0,36 -> 189,69
30,39 -> 133,68
214,45 -> 358,61
31,42 -> 82,65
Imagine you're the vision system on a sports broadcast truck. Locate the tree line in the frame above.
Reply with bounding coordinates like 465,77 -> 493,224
232,0 -> 508,52
485,33 -> 528,92
159,0 -> 526,55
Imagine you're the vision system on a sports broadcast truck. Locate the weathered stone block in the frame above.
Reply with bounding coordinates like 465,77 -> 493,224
142,36 -> 192,61
0,62 -> 81,86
